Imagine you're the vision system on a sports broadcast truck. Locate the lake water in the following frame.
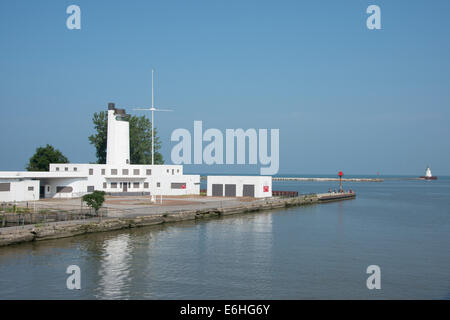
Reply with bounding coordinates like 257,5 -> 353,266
0,176 -> 449,299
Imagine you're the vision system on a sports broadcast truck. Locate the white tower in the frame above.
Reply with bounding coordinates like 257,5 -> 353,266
425,165 -> 432,178
106,103 -> 130,165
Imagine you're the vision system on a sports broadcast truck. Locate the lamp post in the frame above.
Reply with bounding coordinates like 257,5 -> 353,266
338,171 -> 343,193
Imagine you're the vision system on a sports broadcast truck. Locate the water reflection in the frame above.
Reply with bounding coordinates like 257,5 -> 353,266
133,213 -> 275,299
95,234 -> 132,299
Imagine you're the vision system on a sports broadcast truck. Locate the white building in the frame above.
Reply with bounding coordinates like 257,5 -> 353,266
0,103 -> 200,202
0,178 -> 40,202
207,176 -> 272,198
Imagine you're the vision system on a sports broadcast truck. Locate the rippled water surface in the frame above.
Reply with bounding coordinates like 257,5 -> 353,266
1,177 -> 449,299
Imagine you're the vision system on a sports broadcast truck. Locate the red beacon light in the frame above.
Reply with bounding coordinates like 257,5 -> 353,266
338,171 -> 343,192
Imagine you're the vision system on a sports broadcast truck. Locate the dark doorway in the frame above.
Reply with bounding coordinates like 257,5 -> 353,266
123,182 -> 128,192
243,184 -> 255,197
225,184 -> 236,197
39,186 -> 45,199
212,184 -> 223,196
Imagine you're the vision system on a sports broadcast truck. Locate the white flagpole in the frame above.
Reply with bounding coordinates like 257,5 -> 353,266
133,69 -> 173,167
152,68 -> 155,165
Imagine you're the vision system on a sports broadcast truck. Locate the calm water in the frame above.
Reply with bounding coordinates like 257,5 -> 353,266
0,176 -> 449,299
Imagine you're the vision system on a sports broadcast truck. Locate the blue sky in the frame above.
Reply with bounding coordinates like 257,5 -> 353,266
0,0 -> 449,175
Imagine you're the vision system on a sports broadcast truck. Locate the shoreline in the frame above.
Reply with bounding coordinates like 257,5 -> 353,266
0,193 -> 355,247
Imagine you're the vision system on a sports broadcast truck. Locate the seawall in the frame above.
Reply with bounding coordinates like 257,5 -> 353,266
0,193 -> 355,247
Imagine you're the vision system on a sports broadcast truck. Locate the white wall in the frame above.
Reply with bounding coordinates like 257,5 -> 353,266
48,163 -> 200,197
0,179 -> 39,202
41,177 -> 88,199
106,108 -> 130,165
0,165 -> 200,201
207,176 -> 272,198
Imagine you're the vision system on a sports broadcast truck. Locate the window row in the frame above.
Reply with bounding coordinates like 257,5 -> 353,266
103,182 -> 150,189
55,167 -> 77,172
99,169 -> 153,176
54,167 -> 181,176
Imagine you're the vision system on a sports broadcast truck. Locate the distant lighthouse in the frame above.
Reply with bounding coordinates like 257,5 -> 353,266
420,165 -> 437,180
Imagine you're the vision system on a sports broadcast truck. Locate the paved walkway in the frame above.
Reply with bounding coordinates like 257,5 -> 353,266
11,195 -> 269,218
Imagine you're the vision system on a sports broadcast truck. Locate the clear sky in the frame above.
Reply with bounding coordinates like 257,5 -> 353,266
1,0 -> 449,175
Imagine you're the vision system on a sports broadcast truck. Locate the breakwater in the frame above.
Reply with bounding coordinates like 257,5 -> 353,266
0,193 -> 355,247
274,177 -> 384,182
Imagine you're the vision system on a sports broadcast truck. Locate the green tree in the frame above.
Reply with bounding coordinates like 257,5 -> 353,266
82,191 -> 105,214
26,144 -> 69,171
88,111 -> 163,164
88,112 -> 108,164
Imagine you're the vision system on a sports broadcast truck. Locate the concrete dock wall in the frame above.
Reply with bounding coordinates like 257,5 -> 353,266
0,193 -> 355,247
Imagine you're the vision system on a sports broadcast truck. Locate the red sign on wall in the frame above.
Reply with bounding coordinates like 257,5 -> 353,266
263,186 -> 269,192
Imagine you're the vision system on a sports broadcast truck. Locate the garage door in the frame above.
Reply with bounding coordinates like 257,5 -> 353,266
243,184 -> 255,197
225,184 -> 236,197
212,184 -> 223,196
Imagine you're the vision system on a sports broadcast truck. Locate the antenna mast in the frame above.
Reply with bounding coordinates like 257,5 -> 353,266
133,69 -> 173,166
151,68 -> 155,165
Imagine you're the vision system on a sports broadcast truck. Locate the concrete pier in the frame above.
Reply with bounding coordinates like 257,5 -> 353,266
316,192 -> 356,202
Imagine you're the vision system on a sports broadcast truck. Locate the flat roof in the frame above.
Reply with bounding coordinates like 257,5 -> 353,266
0,171 -> 87,179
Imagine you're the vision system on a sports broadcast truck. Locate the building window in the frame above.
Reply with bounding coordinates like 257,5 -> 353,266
133,182 -> 139,188
167,169 -> 169,173
177,169 -> 179,173
0,183 -> 11,192
103,182 -> 107,189
56,186 -> 73,193
28,186 -> 34,191
89,168 -> 94,175
56,167 -> 60,172
65,167 -> 68,171
122,169 -> 129,175
111,169 -> 117,175
47,186 -> 50,192
171,183 -> 186,189
87,186 -> 95,192
74,167 -> 77,172
101,169 -> 105,175
111,182 -> 117,189
172,169 -> 174,175
146,169 -> 152,175
157,182 -> 161,188
133,169 -> 140,175
144,182 -> 149,188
